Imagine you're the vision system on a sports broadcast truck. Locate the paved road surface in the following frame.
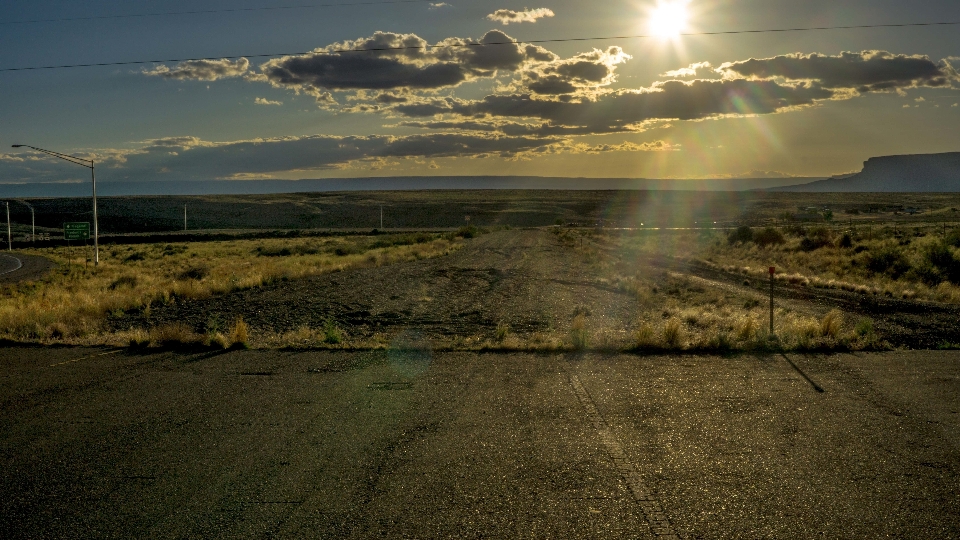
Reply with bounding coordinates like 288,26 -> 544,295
0,253 -> 22,275
2,348 -> 959,538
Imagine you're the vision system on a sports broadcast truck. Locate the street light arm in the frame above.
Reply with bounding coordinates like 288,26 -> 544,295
11,144 -> 93,168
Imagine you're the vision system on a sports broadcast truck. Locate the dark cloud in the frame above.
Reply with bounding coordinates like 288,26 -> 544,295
486,8 -> 555,25
2,133 -> 568,182
398,120 -> 633,137
143,58 -> 249,81
254,30 -> 544,94
522,47 -> 629,95
718,51 -> 958,92
396,78 -> 834,131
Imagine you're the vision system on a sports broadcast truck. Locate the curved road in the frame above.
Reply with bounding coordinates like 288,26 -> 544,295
0,253 -> 22,275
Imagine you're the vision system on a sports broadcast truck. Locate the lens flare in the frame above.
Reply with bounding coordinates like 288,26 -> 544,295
648,0 -> 689,38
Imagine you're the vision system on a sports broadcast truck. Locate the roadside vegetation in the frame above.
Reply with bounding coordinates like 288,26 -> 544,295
0,233 -> 461,346
551,226 -> 886,353
702,223 -> 960,303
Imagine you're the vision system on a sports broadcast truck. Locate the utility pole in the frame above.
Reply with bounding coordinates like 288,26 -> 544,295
380,205 -> 383,229
184,204 -> 187,231
91,161 -> 98,265
5,202 -> 10,252
11,145 -> 98,265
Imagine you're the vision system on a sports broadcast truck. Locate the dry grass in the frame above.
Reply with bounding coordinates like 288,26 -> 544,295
570,314 -> 589,349
1,234 -> 460,345
691,225 -> 960,303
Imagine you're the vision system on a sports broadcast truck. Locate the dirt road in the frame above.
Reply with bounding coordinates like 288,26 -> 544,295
123,227 -> 960,349
123,229 -> 641,344
2,347 -> 959,538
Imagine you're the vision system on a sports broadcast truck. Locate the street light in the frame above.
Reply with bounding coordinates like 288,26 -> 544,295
11,144 -> 99,265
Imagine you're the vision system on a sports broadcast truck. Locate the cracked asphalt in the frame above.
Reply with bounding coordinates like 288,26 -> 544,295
2,347 -> 959,538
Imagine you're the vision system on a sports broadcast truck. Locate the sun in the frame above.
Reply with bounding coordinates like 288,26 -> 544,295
648,0 -> 690,38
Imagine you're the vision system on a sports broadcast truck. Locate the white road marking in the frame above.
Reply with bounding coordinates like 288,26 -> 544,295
566,367 -> 680,539
50,349 -> 123,367
0,253 -> 23,276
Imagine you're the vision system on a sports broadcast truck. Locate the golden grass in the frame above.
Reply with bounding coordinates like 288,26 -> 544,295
1,235 -> 460,345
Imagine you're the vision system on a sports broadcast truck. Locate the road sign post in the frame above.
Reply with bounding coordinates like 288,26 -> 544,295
64,222 -> 90,241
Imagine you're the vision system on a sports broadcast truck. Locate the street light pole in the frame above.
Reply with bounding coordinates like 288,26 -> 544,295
11,145 -> 99,265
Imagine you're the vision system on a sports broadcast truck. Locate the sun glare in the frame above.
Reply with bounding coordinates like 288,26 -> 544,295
648,0 -> 689,38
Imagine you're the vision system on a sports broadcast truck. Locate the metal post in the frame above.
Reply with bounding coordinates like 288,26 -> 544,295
769,267 -> 775,335
5,202 -> 10,251
30,206 -> 34,242
184,204 -> 187,231
91,161 -> 99,266
380,206 -> 383,229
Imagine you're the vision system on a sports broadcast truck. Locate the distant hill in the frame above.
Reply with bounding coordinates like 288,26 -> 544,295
0,176 -> 822,198
772,152 -> 960,192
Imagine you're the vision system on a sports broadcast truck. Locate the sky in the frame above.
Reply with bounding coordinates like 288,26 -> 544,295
1,0 -> 959,189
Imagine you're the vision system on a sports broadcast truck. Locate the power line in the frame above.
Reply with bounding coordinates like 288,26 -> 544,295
2,20 -> 958,73
0,0 -> 440,25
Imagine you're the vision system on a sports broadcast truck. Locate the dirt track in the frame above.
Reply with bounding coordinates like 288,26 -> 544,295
118,229 -> 641,344
117,228 -> 960,349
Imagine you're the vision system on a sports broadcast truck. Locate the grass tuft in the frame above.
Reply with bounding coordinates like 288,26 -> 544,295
230,317 -> 249,349
570,314 -> 589,350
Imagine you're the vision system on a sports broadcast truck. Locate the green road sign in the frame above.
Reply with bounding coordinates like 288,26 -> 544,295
64,222 -> 90,241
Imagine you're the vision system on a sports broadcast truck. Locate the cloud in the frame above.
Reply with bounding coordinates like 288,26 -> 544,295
568,141 -> 678,153
396,119 -> 636,136
396,78 -> 834,132
486,8 -> 555,25
3,128 -> 681,182
3,133 -> 565,182
253,30 -> 545,95
661,61 -> 712,78
143,58 -> 250,81
522,47 -> 631,95
255,97 -> 283,106
429,2 -> 450,8
953,103 -> 959,107
718,51 -> 958,93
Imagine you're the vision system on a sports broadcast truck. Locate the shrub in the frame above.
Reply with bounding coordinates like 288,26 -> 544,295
456,225 -> 480,239
820,309 -> 843,338
123,252 -> 146,263
728,226 -> 753,244
946,229 -> 960,248
783,224 -> 806,236
753,227 -> 785,247
570,314 -> 588,350
334,245 -> 360,256
495,322 -> 510,342
323,318 -> 343,344
799,227 -> 833,251
662,318 -> 683,349
230,317 -> 249,348
855,318 -> 875,338
109,275 -> 138,290
925,242 -> 960,284
838,233 -> 853,248
865,246 -> 911,278
150,322 -> 204,347
178,264 -> 210,281
635,323 -> 657,349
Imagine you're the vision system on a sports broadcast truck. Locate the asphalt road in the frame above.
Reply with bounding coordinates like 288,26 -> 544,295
2,348 -> 959,538
0,253 -> 22,275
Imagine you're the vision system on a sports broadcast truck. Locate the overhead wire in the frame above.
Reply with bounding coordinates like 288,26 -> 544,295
0,0 -> 440,25
2,20 -> 959,73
